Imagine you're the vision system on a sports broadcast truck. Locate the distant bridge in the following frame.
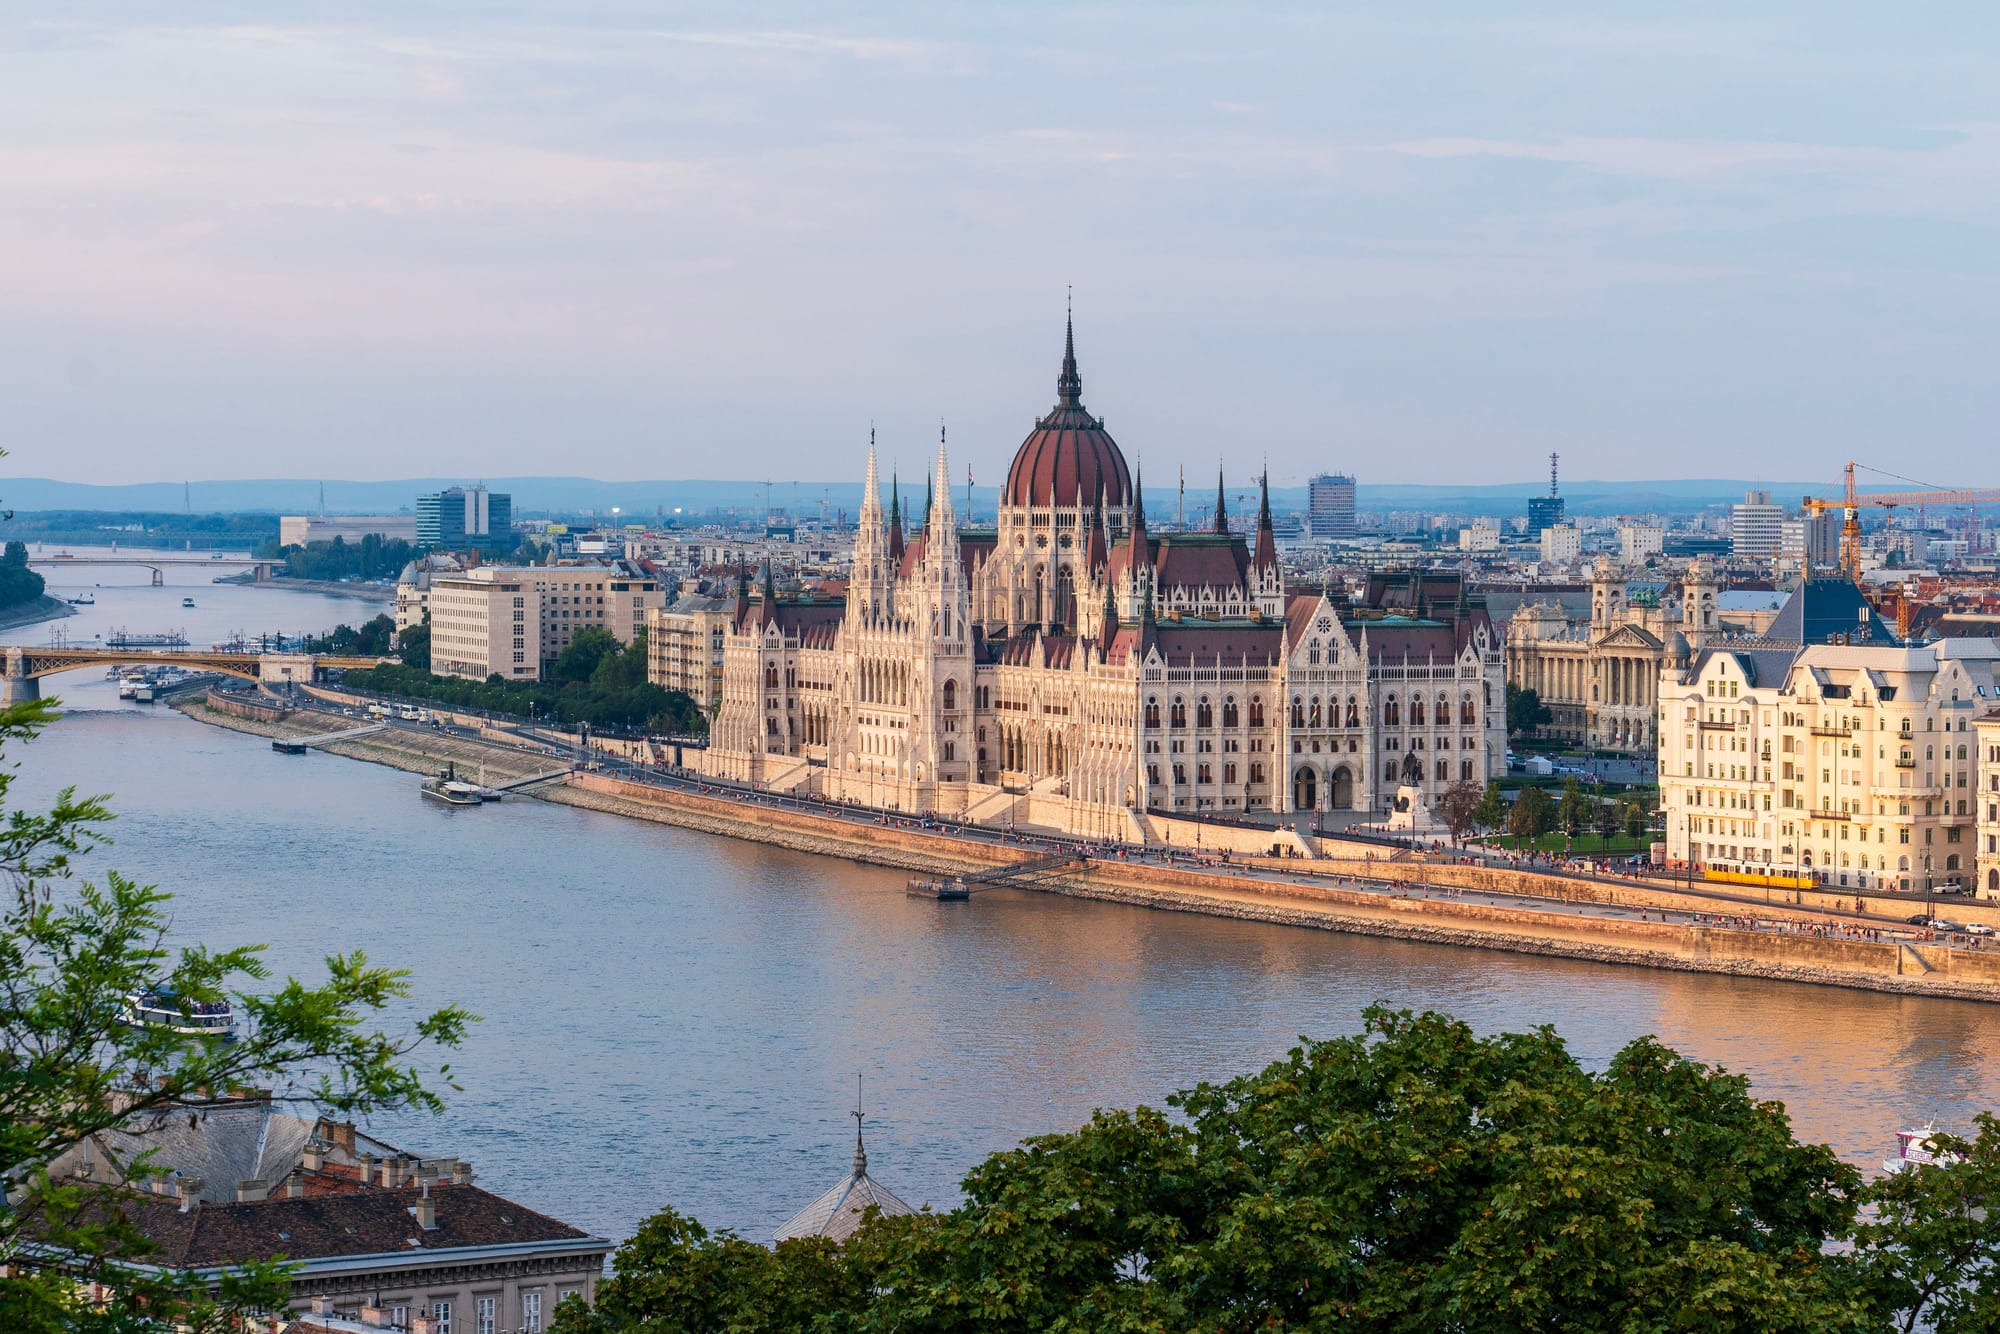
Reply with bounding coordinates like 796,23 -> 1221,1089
1,646 -> 387,705
28,553 -> 278,585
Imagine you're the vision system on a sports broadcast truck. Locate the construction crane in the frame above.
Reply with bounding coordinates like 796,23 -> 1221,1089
1802,462 -> 2000,581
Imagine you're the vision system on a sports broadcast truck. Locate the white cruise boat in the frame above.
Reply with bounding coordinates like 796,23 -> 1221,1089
1884,1123 -> 1962,1174
119,985 -> 237,1039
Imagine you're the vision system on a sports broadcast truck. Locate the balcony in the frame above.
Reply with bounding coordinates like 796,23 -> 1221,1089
1809,725 -> 1852,737
1697,719 -> 1735,731
1807,809 -> 1853,822
1895,757 -> 1916,769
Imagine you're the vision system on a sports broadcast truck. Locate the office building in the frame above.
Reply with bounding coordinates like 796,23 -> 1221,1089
279,515 -> 419,548
1526,452 -> 1564,536
417,487 -> 514,553
1731,490 -> 1785,561
1539,523 -> 1582,564
1307,474 -> 1357,539
646,596 -> 735,713
429,563 -> 664,681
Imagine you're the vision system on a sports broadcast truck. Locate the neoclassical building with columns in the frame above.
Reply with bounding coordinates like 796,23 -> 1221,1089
1504,555 -> 1722,754
698,319 -> 1506,837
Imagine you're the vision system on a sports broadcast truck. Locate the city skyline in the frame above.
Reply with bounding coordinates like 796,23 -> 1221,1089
6,6 -> 2000,486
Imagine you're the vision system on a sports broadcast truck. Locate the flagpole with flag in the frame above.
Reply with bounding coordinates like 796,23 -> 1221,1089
966,463 -> 973,522
1178,466 -> 1185,531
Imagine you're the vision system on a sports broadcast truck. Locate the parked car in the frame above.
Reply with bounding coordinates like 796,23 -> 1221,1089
1928,919 -> 1964,933
1964,923 -> 1995,937
1907,913 -> 1934,925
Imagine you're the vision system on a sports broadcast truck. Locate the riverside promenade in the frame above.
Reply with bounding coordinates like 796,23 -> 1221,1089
184,688 -> 2000,1004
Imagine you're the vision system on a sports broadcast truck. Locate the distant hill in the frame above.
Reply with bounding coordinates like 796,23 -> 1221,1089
0,475 -> 1852,519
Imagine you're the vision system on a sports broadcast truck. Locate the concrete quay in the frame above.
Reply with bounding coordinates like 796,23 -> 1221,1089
180,692 -> 2000,1004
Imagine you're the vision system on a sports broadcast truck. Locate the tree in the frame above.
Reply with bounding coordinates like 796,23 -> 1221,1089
1594,795 -> 1621,850
1557,775 -> 1590,840
565,1007 -> 1878,1332
1434,779 -> 1483,845
1472,780 -> 1508,833
1622,793 -> 1654,843
1853,1115 -> 2000,1332
1505,683 -> 1551,739
552,626 -> 619,687
1509,785 -> 1553,844
0,697 -> 473,1331
397,622 -> 431,671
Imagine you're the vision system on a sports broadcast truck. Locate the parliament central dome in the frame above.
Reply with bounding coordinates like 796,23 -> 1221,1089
1002,319 -> 1131,511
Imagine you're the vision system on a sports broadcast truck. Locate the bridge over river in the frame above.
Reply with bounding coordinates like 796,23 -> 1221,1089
27,552 -> 279,584
1,645 -> 385,705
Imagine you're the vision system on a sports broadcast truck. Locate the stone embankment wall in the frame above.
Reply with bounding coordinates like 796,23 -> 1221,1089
175,697 -> 2000,1002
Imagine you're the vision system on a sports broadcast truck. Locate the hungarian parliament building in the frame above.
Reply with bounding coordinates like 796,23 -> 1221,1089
698,320 -> 1506,839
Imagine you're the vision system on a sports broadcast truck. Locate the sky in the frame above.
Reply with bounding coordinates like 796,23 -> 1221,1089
4,3 -> 2000,492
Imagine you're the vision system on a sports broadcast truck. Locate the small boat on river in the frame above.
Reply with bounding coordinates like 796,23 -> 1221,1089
421,764 -> 481,806
1884,1123 -> 1962,1174
119,984 -> 237,1039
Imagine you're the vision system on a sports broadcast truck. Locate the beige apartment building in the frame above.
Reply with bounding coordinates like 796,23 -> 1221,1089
1979,710 -> 2000,897
1659,630 -> 1999,893
646,596 -> 732,714
430,563 -> 663,682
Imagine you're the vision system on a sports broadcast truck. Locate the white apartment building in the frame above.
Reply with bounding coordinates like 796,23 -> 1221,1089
429,563 -> 663,682
1660,636 -> 1999,893
1539,523 -> 1582,564
1619,524 -> 1665,564
1459,518 -> 1501,552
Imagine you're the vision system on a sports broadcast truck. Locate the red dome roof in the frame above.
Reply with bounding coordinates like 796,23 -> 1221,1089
1002,320 -> 1131,510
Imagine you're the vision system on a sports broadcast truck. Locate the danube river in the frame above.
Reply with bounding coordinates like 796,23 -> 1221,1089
12,572 -> 2000,1246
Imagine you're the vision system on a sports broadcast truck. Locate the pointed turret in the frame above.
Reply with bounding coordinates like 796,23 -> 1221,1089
849,429 -> 889,624
1254,471 -> 1278,573
1086,481 -> 1108,573
759,558 -> 779,626
887,473 -> 905,567
1213,466 -> 1229,534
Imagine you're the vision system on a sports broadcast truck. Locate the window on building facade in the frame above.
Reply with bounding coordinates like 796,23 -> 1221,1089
522,1291 -> 542,1334
476,1297 -> 495,1334
430,1300 -> 451,1334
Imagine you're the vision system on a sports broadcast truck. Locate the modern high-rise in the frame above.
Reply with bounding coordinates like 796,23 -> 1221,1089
1307,474 -> 1357,539
1526,452 -> 1564,536
417,486 -> 514,552
1731,489 -> 1785,561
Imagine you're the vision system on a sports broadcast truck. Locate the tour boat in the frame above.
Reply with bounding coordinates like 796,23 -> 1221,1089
421,781 -> 479,806
182,597 -> 196,608
120,985 -> 237,1039
1884,1123 -> 1962,1174
67,593 -> 95,605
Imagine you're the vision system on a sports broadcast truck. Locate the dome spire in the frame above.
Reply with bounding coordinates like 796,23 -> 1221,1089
852,1075 -> 869,1177
1056,289 -> 1082,409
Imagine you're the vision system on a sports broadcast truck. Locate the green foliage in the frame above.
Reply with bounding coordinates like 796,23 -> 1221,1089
0,510 -> 277,549
552,626 -> 620,687
1505,682 -> 1551,738
1622,792 -> 1655,843
1853,1115 -> 2000,1332
0,697 -> 474,1332
573,1007 -> 1917,1332
304,612 -> 397,656
1509,785 -> 1554,841
1433,778 -> 1484,844
1557,775 -> 1591,838
1471,780 -> 1508,831
264,534 -> 417,582
341,639 -> 701,735
397,622 -> 431,671
0,537 -> 46,609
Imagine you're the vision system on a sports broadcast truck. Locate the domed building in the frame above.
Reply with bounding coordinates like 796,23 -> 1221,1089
700,315 -> 1506,837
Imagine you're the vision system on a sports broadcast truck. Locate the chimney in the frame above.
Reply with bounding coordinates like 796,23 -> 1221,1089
411,1318 -> 439,1334
176,1176 -> 204,1213
378,1157 -> 398,1188
360,1152 -> 378,1184
236,1178 -> 270,1203
412,1179 -> 437,1231
302,1139 -> 325,1172
309,1295 -> 335,1316
361,1305 -> 389,1328
285,1170 -> 304,1199
328,1121 -> 357,1155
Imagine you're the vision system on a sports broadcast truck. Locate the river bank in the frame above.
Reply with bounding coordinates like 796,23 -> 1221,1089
0,595 -> 76,634
176,693 -> 2000,1003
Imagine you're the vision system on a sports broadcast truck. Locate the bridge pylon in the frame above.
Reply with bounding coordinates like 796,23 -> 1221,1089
3,649 -> 40,707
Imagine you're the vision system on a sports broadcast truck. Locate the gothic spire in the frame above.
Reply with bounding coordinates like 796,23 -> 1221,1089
1213,466 -> 1229,534
1254,471 -> 1278,573
1056,291 -> 1082,409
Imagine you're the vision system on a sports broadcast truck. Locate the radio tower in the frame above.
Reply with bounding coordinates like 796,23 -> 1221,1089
1549,452 -> 1560,498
